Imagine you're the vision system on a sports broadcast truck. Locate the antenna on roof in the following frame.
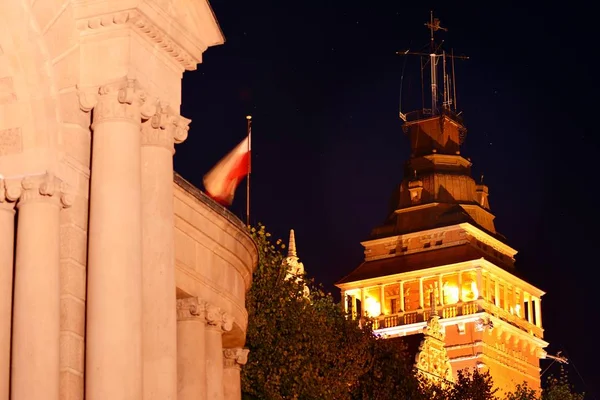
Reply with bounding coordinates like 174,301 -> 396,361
396,12 -> 469,122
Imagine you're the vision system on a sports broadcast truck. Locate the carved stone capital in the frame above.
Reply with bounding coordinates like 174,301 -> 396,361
0,178 -> 22,207
176,297 -> 205,321
81,78 -> 158,128
223,348 -> 249,369
17,172 -> 73,208
205,303 -> 234,333
142,103 -> 191,152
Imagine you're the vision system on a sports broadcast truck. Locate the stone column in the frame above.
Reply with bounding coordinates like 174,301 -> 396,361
399,282 -> 405,312
223,348 -> 249,400
457,271 -> 463,303
494,280 -> 500,307
418,278 -> 424,309
177,297 -> 206,400
360,288 -> 366,317
80,78 -> 157,400
0,181 -> 19,400
141,105 -> 190,400
10,173 -> 72,400
205,304 -> 234,400
438,275 -> 444,306
379,285 -> 385,314
534,297 -> 542,327
526,293 -> 533,324
476,268 -> 483,300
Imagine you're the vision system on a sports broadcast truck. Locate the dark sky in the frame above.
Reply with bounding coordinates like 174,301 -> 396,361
175,1 -> 597,397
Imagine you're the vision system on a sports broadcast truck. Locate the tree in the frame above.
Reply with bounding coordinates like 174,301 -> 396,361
350,334 -> 428,400
542,367 -> 584,400
444,368 -> 498,400
503,382 -> 537,400
242,224 -> 374,400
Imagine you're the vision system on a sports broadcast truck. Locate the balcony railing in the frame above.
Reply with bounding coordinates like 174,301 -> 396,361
371,299 -> 543,338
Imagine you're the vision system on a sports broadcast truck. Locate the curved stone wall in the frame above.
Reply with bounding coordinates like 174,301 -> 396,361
174,173 -> 257,347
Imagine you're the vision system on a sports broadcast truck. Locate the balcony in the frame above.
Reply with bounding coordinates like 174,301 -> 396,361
371,299 -> 543,339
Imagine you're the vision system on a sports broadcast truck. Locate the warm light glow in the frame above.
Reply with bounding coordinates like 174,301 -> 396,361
470,281 -> 479,300
364,296 -> 381,317
515,304 -> 521,317
444,284 -> 459,304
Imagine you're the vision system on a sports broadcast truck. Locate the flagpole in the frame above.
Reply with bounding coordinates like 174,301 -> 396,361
246,115 -> 252,227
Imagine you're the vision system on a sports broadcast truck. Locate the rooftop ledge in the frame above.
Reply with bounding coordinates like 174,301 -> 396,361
173,171 -> 248,233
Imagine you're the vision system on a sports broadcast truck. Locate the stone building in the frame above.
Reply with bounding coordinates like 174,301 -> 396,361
0,1 -> 257,400
336,15 -> 549,394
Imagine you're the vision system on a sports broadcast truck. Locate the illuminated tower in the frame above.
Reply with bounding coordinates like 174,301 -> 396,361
336,12 -> 548,393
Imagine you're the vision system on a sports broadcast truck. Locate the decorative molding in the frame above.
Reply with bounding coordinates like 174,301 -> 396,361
415,314 -> 454,384
142,103 -> 191,152
0,178 -> 22,204
223,348 -> 250,369
459,223 -> 517,258
75,10 -> 197,70
176,297 -> 204,321
205,303 -> 234,332
77,78 -> 158,128
15,172 -> 73,208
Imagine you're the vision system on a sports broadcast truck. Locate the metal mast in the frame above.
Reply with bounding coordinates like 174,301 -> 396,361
396,11 -> 468,121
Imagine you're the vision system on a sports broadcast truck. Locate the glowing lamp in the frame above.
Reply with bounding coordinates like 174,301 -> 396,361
444,284 -> 459,304
364,296 -> 381,317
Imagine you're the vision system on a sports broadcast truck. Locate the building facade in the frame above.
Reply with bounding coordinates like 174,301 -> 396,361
0,1 -> 257,400
336,15 -> 548,394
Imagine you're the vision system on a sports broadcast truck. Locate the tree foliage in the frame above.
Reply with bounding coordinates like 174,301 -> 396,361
541,367 -> 584,400
242,224 -> 374,399
241,224 -> 586,400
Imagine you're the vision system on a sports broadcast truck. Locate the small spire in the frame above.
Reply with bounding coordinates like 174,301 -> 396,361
288,229 -> 297,258
480,173 -> 484,184
429,290 -> 438,318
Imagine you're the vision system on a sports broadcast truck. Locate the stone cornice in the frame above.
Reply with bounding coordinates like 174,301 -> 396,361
459,223 -> 517,258
73,4 -> 217,71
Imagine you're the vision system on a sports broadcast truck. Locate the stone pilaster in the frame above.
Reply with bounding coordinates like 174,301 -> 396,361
80,77 -> 157,400
223,348 -> 249,400
141,105 -> 190,400
0,180 -> 19,400
205,304 -> 234,400
10,173 -> 72,400
177,297 -> 207,400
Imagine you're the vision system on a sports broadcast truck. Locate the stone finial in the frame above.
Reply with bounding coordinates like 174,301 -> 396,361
288,229 -> 297,258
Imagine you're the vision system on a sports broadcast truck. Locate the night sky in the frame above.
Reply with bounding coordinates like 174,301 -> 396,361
175,1 -> 597,397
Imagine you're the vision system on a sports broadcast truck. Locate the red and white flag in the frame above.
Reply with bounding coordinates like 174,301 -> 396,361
203,135 -> 251,206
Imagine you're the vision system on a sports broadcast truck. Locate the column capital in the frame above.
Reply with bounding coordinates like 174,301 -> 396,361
205,303 -> 234,333
176,297 -> 205,321
77,77 -> 158,127
0,179 -> 21,210
223,348 -> 249,370
141,103 -> 191,153
14,173 -> 73,208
